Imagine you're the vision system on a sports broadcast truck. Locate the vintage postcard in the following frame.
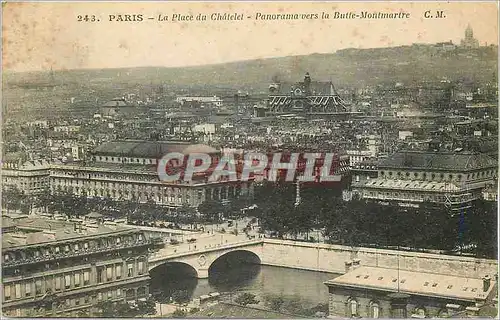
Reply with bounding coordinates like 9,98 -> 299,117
1,1 -> 498,318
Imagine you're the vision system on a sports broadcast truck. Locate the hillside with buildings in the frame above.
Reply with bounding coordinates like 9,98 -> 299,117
4,43 -> 498,92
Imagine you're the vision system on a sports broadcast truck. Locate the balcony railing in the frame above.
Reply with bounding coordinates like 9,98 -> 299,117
3,239 -> 152,268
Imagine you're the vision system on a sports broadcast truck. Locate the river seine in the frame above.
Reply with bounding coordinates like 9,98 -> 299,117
150,262 -> 340,310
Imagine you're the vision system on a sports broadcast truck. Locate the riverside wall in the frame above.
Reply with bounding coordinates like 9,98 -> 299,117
260,239 -> 498,279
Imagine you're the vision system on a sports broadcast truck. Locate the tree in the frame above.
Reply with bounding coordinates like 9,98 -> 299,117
93,297 -> 157,318
172,309 -> 187,318
136,297 -> 157,315
197,200 -> 223,223
171,289 -> 190,304
235,292 -> 259,306
264,295 -> 285,311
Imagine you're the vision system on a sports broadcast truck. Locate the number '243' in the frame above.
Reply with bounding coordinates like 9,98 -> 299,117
77,15 -> 98,22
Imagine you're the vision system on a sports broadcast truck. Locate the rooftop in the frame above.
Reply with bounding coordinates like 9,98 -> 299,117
101,98 -> 129,108
379,151 -> 497,171
325,266 -> 496,302
2,216 -> 136,249
92,140 -> 218,158
360,178 -> 461,192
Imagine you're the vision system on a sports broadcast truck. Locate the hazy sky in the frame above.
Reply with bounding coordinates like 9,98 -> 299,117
3,1 -> 498,72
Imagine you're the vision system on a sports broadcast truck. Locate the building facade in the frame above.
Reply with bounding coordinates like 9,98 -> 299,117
49,140 -> 254,211
2,160 -> 51,195
267,73 -> 350,115
325,265 -> 498,318
2,215 -> 153,317
351,151 -> 497,211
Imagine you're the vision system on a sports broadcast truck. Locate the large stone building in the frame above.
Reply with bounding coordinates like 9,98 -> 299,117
460,24 -> 480,49
2,160 -> 51,195
266,73 -> 351,115
325,265 -> 498,318
351,151 -> 497,211
50,140 -> 254,211
2,214 -> 152,317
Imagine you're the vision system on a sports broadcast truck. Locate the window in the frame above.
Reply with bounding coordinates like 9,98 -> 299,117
74,243 -> 79,251
138,261 -> 145,275
116,237 -> 121,244
74,273 -> 81,287
84,242 -> 89,249
15,284 -> 21,299
349,299 -> 358,317
370,302 -> 380,318
127,263 -> 134,277
65,275 -> 71,289
4,254 -> 10,261
138,287 -> 146,296
83,271 -> 90,285
25,283 -> 32,297
38,278 -> 49,294
98,292 -> 103,301
4,285 -> 11,300
97,267 -> 104,283
65,245 -> 70,252
116,265 -> 122,279
117,289 -> 122,297
414,307 -> 426,317
55,277 -> 61,291
35,279 -> 42,295
106,266 -> 113,281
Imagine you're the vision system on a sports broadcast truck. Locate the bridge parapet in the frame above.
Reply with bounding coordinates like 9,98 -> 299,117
148,238 -> 264,279
150,238 -> 263,262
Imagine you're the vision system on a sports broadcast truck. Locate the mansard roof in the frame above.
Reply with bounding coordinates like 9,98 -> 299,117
378,151 -> 497,171
92,140 -> 218,158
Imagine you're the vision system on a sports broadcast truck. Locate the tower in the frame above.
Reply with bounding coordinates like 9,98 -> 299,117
304,72 -> 311,95
461,24 -> 479,49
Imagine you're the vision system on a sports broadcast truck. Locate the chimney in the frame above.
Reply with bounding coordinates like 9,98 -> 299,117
352,259 -> 361,270
465,306 -> 480,317
345,261 -> 353,273
446,304 -> 461,317
483,275 -> 491,292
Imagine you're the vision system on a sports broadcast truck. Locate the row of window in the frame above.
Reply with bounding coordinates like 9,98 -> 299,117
347,298 -> 380,318
93,156 -> 158,164
3,261 -> 146,302
364,191 -> 471,202
4,270 -> 91,301
96,261 -> 146,284
51,178 -> 215,194
3,234 -> 144,263
4,287 -> 148,317
379,170 -> 496,181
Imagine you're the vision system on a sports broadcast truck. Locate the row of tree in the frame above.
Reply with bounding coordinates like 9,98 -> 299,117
2,186 -> 251,226
252,182 -> 497,258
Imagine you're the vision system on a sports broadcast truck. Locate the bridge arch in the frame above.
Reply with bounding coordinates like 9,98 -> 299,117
208,249 -> 261,276
149,261 -> 199,279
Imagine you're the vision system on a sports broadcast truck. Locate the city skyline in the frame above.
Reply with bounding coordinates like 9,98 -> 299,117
2,1 -> 498,72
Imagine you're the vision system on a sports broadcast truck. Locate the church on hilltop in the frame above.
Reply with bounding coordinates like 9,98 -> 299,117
460,24 -> 479,49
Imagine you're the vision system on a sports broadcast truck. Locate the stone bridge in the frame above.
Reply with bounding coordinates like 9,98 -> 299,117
148,234 -> 264,278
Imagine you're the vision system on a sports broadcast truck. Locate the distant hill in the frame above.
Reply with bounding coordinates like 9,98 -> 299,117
4,44 -> 498,92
